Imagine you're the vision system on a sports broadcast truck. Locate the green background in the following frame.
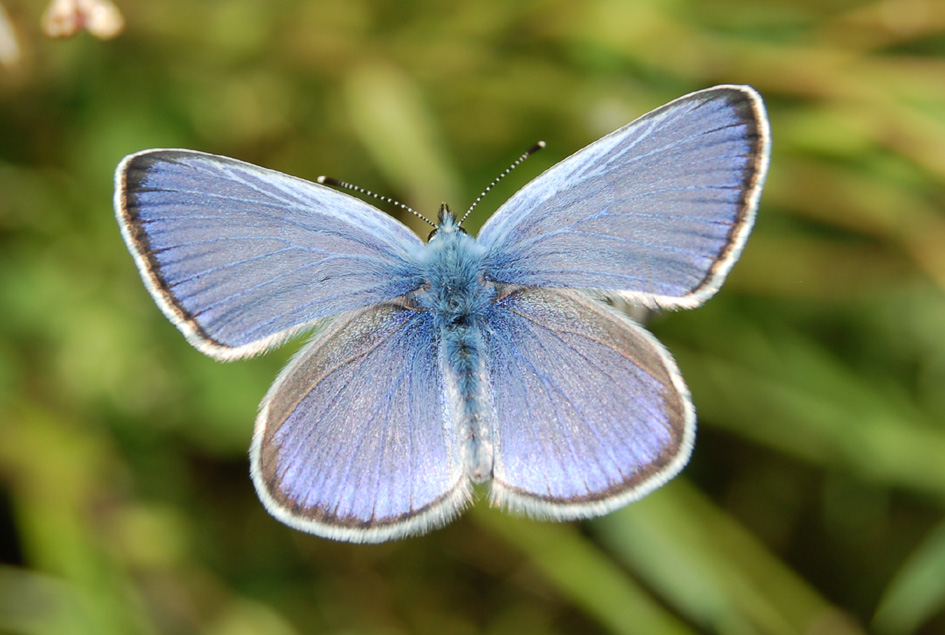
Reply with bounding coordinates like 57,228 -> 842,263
2,0 -> 945,633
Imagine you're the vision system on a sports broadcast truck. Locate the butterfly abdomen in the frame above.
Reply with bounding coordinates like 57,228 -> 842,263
441,318 -> 493,482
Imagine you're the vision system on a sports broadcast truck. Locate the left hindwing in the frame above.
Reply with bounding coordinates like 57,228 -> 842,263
477,85 -> 770,309
250,302 -> 469,543
482,287 -> 694,519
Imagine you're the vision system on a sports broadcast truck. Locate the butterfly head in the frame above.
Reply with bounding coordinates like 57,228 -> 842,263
428,203 -> 467,241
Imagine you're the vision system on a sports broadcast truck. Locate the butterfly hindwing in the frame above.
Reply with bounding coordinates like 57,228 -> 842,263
477,85 -> 769,309
482,287 -> 694,518
115,149 -> 425,360
250,301 -> 469,543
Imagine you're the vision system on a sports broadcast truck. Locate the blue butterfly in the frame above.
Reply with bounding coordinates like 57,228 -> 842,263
114,85 -> 770,543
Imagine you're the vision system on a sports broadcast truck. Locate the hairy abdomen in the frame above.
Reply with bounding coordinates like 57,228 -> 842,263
440,318 -> 493,482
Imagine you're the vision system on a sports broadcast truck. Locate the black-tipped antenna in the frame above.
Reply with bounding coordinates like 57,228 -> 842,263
458,141 -> 545,226
317,176 -> 436,228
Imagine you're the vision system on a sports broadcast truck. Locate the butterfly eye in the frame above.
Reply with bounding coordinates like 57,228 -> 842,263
428,226 -> 467,241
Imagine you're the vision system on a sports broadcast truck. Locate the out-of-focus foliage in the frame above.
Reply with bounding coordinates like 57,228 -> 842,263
1,0 -> 944,633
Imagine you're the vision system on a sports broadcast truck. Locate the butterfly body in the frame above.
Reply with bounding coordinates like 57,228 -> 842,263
414,205 -> 496,482
114,85 -> 770,542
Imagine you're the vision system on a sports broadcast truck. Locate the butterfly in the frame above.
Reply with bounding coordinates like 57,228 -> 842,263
114,85 -> 770,543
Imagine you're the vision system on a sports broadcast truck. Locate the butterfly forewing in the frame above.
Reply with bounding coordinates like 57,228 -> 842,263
115,150 -> 424,360
477,85 -> 769,309
483,287 -> 694,518
251,302 -> 469,543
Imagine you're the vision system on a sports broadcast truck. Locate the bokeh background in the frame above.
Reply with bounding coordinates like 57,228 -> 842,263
2,0 -> 945,633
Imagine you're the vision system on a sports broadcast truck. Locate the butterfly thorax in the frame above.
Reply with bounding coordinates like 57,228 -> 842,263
415,205 -> 496,330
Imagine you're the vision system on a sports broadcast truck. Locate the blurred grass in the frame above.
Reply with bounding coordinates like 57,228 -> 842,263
2,0 -> 945,633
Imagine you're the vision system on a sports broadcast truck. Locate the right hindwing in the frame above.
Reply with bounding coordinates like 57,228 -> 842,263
481,287 -> 695,520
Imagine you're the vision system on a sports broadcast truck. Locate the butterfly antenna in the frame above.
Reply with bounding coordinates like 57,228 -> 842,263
459,141 -> 545,226
317,176 -> 436,228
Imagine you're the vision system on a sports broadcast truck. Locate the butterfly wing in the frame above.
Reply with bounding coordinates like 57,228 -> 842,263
482,287 -> 694,518
477,85 -> 770,309
115,149 -> 424,360
251,300 -> 469,543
